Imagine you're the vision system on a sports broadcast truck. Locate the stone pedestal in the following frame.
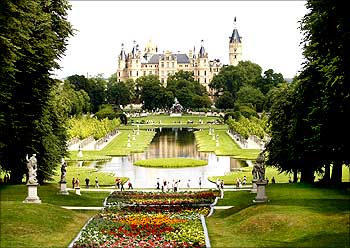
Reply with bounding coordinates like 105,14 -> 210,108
251,179 -> 258,193
75,187 -> 81,195
23,183 -> 41,204
58,181 -> 69,195
253,180 -> 268,203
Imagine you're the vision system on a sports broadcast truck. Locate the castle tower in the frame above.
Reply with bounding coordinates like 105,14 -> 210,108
229,17 -> 242,66
117,43 -> 127,82
195,40 -> 210,89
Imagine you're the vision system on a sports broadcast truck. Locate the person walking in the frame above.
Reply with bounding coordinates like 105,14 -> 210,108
72,177 -> 75,189
85,177 -> 90,188
95,177 -> 99,188
120,180 -> 124,191
128,180 -> 133,190
199,177 -> 202,189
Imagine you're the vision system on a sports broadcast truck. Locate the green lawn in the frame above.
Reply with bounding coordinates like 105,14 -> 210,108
66,129 -> 156,160
195,129 -> 260,159
207,183 -> 350,248
0,183 -> 110,248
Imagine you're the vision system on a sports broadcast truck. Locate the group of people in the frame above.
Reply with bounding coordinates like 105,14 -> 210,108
156,177 -> 203,192
235,176 -> 247,188
115,177 -> 133,190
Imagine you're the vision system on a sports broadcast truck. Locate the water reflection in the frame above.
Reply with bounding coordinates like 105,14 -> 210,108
73,128 -> 248,188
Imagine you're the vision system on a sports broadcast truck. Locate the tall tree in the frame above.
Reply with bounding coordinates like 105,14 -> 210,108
0,0 -> 73,183
298,0 -> 350,183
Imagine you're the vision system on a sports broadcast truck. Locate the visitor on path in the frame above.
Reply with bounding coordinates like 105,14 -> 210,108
187,179 -> 191,188
128,181 -> 133,190
216,178 -> 220,189
72,177 -> 75,189
220,180 -> 224,198
174,180 -> 179,192
85,177 -> 90,188
75,178 -> 80,188
95,177 -> 99,188
156,178 -> 160,190
166,181 -> 170,192
243,176 -> 247,185
236,178 -> 240,188
120,181 -> 124,191
271,177 -> 276,184
115,178 -> 120,189
199,177 -> 202,189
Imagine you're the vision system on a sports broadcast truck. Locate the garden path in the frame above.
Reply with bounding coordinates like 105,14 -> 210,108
68,132 -> 120,151
226,131 -> 261,149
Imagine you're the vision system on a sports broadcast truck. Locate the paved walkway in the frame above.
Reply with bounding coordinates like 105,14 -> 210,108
68,132 -> 120,151
226,130 -> 261,149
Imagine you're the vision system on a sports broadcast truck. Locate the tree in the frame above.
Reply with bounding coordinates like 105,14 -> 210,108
265,0 -> 349,184
298,0 -> 350,183
215,91 -> 235,110
106,81 -> 131,108
257,69 -> 285,95
236,85 -> 265,112
137,75 -> 163,110
0,0 -> 73,183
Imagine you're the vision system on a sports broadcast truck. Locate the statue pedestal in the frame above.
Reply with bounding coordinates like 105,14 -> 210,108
75,187 -> 81,195
253,180 -> 268,203
23,183 -> 41,204
58,181 -> 69,195
251,179 -> 258,193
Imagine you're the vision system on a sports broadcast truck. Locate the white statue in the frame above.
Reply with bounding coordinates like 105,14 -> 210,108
60,158 -> 67,182
26,154 -> 38,184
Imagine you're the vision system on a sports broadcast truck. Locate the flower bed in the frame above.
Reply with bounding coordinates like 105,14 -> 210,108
73,206 -> 210,248
106,190 -> 219,206
72,191 -> 217,248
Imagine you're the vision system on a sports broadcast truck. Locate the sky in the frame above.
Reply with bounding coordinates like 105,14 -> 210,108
53,1 -> 308,80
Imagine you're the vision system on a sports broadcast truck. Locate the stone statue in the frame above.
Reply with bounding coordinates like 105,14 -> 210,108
60,158 -> 67,182
26,154 -> 38,184
252,152 -> 265,181
170,97 -> 183,113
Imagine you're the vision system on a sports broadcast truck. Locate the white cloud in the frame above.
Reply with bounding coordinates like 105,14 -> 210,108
54,1 -> 307,80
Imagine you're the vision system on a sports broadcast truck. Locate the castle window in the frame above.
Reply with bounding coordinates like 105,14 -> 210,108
205,78 -> 207,83
166,62 -> 169,68
130,71 -> 132,76
172,62 -> 174,68
145,65 -> 147,68
161,63 -> 164,68
185,65 -> 188,67
143,71 -> 146,76
204,71 -> 207,76
149,71 -> 152,75
118,72 -> 120,77
179,65 -> 183,67
204,59 -> 206,63
136,71 -> 139,76
234,55 -> 237,59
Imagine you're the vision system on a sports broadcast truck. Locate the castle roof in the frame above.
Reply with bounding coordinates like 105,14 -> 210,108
230,28 -> 241,43
145,54 -> 190,64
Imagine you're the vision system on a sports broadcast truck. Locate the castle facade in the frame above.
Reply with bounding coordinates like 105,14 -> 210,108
117,18 -> 242,92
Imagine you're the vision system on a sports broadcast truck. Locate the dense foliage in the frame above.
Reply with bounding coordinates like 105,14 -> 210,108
265,0 -> 350,184
67,117 -> 120,140
0,0 -> 73,183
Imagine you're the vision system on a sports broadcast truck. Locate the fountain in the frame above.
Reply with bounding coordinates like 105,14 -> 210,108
170,97 -> 183,117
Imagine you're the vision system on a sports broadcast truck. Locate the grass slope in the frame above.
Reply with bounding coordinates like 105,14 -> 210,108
207,183 -> 350,248
0,184 -> 110,248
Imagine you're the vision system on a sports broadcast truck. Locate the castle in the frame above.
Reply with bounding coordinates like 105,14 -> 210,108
117,18 -> 242,92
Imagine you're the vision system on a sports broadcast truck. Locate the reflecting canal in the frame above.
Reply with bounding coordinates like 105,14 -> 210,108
80,128 -> 247,188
